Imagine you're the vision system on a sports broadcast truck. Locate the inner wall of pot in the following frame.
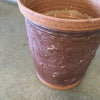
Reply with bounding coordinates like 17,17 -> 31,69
22,0 -> 100,19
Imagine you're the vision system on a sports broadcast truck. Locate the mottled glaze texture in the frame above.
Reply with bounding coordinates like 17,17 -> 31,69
25,18 -> 100,87
18,0 -> 100,89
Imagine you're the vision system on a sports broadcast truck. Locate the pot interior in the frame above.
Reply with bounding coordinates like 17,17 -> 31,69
22,0 -> 100,19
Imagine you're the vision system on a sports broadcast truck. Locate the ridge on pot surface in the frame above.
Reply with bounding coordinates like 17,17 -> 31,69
17,0 -> 100,32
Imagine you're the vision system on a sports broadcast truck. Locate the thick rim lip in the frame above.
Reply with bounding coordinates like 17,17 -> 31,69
18,0 -> 100,32
18,0 -> 100,22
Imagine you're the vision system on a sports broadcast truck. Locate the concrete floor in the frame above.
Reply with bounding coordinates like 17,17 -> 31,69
0,1 -> 100,100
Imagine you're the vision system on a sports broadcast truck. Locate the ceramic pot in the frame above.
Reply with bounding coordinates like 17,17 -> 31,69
17,0 -> 100,90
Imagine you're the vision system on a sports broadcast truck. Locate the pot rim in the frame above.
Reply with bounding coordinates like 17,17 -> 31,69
18,0 -> 100,32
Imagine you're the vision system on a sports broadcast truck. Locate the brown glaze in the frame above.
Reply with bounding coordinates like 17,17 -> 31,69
18,0 -> 100,90
25,18 -> 100,87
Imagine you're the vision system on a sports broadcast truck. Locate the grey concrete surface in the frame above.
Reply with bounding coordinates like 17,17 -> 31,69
0,1 -> 100,100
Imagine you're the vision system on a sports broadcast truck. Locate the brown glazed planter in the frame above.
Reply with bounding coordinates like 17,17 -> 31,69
17,0 -> 100,90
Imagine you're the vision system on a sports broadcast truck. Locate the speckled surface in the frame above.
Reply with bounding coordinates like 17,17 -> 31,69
0,1 -> 100,100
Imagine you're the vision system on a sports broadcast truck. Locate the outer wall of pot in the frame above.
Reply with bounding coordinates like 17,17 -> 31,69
25,17 -> 100,88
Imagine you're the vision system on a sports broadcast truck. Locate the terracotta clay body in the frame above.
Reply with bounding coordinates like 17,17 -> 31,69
18,0 -> 100,90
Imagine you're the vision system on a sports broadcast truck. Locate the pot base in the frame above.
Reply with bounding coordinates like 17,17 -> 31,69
37,74 -> 81,90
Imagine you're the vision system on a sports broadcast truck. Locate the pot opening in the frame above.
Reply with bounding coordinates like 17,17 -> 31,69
23,0 -> 100,19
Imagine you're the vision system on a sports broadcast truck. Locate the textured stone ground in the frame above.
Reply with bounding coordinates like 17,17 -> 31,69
0,1 -> 100,100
